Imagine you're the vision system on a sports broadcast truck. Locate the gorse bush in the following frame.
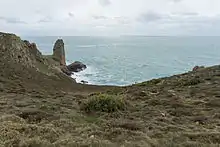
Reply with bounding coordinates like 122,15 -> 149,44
136,79 -> 162,86
82,94 -> 126,113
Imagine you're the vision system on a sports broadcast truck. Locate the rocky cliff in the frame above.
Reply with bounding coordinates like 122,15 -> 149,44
0,32 -> 87,80
0,32 -> 78,93
0,32 -> 37,68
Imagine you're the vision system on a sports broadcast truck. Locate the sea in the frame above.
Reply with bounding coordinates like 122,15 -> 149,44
26,36 -> 220,86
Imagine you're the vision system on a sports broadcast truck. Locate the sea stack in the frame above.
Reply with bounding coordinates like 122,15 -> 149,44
51,39 -> 87,76
53,39 -> 66,66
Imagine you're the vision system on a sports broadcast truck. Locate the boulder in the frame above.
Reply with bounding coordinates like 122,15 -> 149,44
53,39 -> 66,66
67,61 -> 87,72
81,80 -> 88,84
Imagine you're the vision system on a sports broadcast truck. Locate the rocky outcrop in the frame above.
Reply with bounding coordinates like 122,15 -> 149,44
23,40 -> 42,62
192,66 -> 205,72
0,32 -> 86,80
0,32 -> 36,68
67,61 -> 87,72
52,39 -> 66,66
51,39 -> 87,75
0,32 -> 75,83
61,66 -> 72,76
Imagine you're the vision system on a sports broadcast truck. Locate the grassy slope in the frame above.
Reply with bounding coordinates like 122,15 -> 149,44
0,65 -> 220,146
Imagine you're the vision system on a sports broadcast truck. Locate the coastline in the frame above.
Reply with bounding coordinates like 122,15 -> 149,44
0,32 -> 220,146
28,35 -> 220,86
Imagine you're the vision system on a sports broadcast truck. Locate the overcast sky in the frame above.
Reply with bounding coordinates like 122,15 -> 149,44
0,0 -> 220,36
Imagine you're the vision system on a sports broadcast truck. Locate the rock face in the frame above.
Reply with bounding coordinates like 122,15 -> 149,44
67,61 -> 87,72
61,66 -> 72,76
23,40 -> 42,62
0,32 -> 36,68
53,39 -> 66,66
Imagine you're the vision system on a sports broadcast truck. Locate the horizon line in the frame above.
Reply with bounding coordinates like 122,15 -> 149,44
22,35 -> 220,37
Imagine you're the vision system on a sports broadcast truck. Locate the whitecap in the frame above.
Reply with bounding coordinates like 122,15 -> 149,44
76,45 -> 97,48
69,65 -> 97,85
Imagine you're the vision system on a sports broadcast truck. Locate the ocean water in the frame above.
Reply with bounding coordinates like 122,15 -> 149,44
27,36 -> 220,86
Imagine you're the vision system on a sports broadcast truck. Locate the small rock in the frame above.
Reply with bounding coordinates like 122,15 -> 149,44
161,113 -> 166,117
138,91 -> 147,96
81,80 -> 88,84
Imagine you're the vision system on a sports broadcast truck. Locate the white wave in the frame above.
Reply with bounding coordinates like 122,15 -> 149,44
76,44 -> 116,48
66,60 -> 96,84
71,66 -> 97,84
76,45 -> 97,48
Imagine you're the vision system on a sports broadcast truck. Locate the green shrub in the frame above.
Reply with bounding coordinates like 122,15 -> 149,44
136,79 -> 162,86
82,94 -> 126,113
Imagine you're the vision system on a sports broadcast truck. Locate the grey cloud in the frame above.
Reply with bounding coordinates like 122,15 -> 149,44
172,0 -> 183,3
68,12 -> 74,17
1,0 -> 220,36
98,0 -> 111,6
92,15 -> 130,25
137,12 -> 164,23
113,17 -> 131,25
168,14 -> 218,25
136,11 -> 220,32
37,16 -> 53,23
182,12 -> 198,16
93,15 -> 108,20
0,16 -> 27,24
170,17 -> 220,36
158,15 -> 220,34
137,11 -> 201,24
172,12 -> 199,17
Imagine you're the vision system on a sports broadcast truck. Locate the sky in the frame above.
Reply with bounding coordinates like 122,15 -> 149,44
0,0 -> 220,36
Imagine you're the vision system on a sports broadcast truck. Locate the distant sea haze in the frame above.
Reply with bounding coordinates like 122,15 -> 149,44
27,36 -> 220,86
